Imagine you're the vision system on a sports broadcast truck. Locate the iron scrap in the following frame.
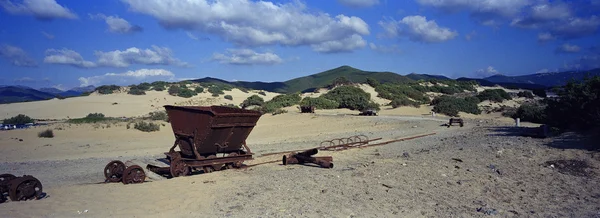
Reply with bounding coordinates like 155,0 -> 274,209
282,148 -> 334,168
0,174 -> 44,203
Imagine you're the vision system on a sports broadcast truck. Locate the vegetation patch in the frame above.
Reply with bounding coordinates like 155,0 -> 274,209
258,91 -> 266,96
511,102 -> 546,123
224,95 -> 233,100
241,95 -> 265,109
195,87 -> 204,93
38,129 -> 54,138
476,89 -> 512,102
148,111 -> 169,122
322,86 -> 380,111
68,113 -> 113,123
258,93 -> 301,114
375,83 -> 428,104
431,96 -> 481,117
545,76 -> 600,132
3,114 -> 34,125
390,95 -> 420,108
300,96 -> 339,109
517,91 -> 535,99
95,85 -> 120,94
134,121 -> 160,132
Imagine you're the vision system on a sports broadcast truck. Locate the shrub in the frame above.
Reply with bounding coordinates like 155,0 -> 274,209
195,87 -> 205,93
545,76 -> 600,131
224,95 -> 233,100
512,103 -> 546,123
477,89 -> 512,102
127,88 -> 146,95
327,76 -> 353,89
375,83 -> 429,104
153,86 -> 166,91
68,113 -> 109,123
38,129 -> 54,138
257,93 -> 301,114
177,88 -> 196,98
432,96 -> 481,117
300,96 -> 339,109
134,121 -> 160,132
221,104 -> 240,108
366,77 -> 380,88
3,114 -> 34,125
168,85 -> 181,96
517,91 -> 535,99
323,86 -> 377,111
96,85 -> 120,94
241,95 -> 264,108
390,96 -> 420,108
148,111 -> 168,122
208,86 -> 225,96
258,91 -> 266,96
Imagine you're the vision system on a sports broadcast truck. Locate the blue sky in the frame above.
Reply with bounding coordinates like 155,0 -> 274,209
1,0 -> 599,90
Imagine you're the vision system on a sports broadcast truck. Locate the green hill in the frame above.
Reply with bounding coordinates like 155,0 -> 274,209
281,65 -> 414,93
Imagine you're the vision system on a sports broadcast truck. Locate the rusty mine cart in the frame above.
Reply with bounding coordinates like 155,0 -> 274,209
104,105 -> 263,183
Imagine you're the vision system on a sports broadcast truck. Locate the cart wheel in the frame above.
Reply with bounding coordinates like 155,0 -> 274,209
226,153 -> 243,169
0,174 -> 16,183
206,155 -> 224,171
104,160 -> 126,183
9,176 -> 43,201
122,165 -> 146,185
170,158 -> 189,178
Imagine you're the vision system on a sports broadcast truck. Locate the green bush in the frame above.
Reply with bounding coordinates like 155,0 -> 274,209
477,89 -> 512,102
127,88 -> 146,95
390,96 -> 420,108
178,88 -> 196,98
546,76 -> 600,131
68,113 -> 111,123
208,86 -> 225,96
241,95 -> 265,108
151,81 -> 168,91
153,86 -> 166,91
224,95 -> 233,100
134,121 -> 160,132
432,96 -> 481,117
300,96 -> 339,109
168,85 -> 181,96
38,129 -> 54,138
258,91 -> 266,96
148,111 -> 168,122
257,93 -> 301,114
513,103 -> 546,123
195,87 -> 205,93
375,83 -> 429,104
517,91 -> 535,99
322,86 -> 377,111
96,85 -> 120,94
327,76 -> 353,89
3,114 -> 34,125
366,77 -> 380,88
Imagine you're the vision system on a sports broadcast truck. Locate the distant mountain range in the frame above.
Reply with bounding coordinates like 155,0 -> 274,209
1,66 -> 598,104
0,85 -> 95,104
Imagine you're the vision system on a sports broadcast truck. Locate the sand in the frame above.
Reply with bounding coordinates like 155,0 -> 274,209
1,85 -> 598,217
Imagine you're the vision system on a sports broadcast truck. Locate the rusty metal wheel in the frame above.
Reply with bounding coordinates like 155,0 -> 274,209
205,155 -> 224,171
227,153 -> 244,168
169,156 -> 189,178
9,176 -> 43,201
122,165 -> 146,185
104,160 -> 126,183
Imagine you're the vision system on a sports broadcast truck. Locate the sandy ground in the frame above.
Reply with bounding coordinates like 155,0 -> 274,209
1,86 -> 598,217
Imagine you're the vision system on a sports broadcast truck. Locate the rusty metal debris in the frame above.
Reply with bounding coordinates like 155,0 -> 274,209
319,134 -> 382,151
0,174 -> 44,203
104,105 -> 263,184
283,148 -> 333,168
448,118 -> 464,127
104,161 -> 146,185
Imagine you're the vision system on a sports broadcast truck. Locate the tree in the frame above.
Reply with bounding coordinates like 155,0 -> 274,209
545,76 -> 600,130
366,77 -> 380,88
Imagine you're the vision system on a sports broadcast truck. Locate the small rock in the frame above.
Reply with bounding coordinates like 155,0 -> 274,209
402,152 -> 410,158
321,189 -> 327,193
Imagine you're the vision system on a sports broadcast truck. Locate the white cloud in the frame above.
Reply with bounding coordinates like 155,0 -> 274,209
78,69 -> 175,87
89,13 -> 142,34
0,0 -> 77,20
311,34 -> 367,53
121,0 -> 370,53
537,32 -> 555,42
378,16 -> 458,43
41,31 -> 54,39
416,0 -> 533,25
555,43 -> 581,54
95,45 -> 188,67
511,2 -> 572,28
186,32 -> 198,40
474,66 -> 499,77
337,0 -> 379,8
14,77 -> 35,83
0,44 -> 37,67
549,16 -> 600,39
211,49 -> 282,65
369,42 -> 401,54
43,48 -> 96,68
